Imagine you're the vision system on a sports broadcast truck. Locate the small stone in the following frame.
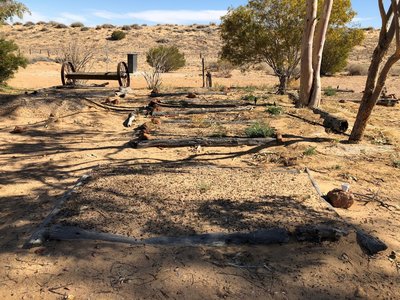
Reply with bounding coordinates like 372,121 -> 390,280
354,286 -> 368,298
327,189 -> 355,209
187,92 -> 197,98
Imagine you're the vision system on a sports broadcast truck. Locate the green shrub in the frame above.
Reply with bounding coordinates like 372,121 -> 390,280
13,22 -> 22,26
321,27 -> 364,75
121,25 -> 131,31
303,146 -> 317,156
242,94 -> 258,103
36,21 -> 47,25
71,22 -> 84,28
110,30 -> 126,41
266,105 -> 283,115
0,38 -> 28,84
80,27 -> 90,32
324,86 -> 337,96
245,121 -> 275,138
393,160 -> 400,168
146,45 -> 186,72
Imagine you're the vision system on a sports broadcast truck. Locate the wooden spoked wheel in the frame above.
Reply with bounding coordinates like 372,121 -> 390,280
61,62 -> 76,86
117,62 -> 130,88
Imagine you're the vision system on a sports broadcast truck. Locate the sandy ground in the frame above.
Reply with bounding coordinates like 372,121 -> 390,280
1,81 -> 399,299
0,25 -> 400,299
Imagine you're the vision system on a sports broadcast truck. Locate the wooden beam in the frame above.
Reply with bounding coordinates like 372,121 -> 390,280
132,137 -> 277,148
67,72 -> 119,81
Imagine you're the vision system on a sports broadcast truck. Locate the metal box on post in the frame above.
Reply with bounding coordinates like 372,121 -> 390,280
127,53 -> 138,73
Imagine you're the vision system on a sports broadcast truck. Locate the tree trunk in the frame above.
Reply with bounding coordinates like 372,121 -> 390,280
299,0 -> 318,107
309,0 -> 333,108
277,75 -> 288,95
349,1 -> 399,142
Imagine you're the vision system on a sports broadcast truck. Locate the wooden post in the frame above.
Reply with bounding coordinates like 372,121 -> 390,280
206,71 -> 212,88
201,53 -> 205,88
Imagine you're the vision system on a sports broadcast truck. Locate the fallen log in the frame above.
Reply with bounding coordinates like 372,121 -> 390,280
356,230 -> 388,255
47,225 -> 290,246
312,108 -> 349,133
132,137 -> 277,148
376,98 -> 398,107
150,91 -> 227,97
322,88 -> 355,93
152,106 -> 253,117
295,224 -> 348,243
158,102 -> 241,109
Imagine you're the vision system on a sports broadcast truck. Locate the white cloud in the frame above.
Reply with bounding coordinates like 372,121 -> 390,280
16,11 -> 49,23
13,11 -> 87,25
60,13 -> 87,23
93,10 -> 121,20
353,17 -> 376,23
93,9 -> 227,24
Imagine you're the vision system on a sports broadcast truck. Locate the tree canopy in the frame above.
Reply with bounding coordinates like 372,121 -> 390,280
220,0 -> 362,94
0,0 -> 29,23
220,0 -> 304,94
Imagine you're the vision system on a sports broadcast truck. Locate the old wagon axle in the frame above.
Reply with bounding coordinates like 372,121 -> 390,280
61,61 -> 130,87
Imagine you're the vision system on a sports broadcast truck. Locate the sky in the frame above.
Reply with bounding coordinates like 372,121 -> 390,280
13,0 -> 387,28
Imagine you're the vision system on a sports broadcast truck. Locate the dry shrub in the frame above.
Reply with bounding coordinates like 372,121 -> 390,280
207,59 -> 234,78
58,39 -> 96,72
102,24 -> 115,29
24,21 -> 35,27
54,23 -> 68,29
71,22 -> 84,28
347,64 -> 368,76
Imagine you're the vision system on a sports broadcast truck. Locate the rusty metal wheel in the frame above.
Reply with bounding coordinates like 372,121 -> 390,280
117,62 -> 130,88
61,62 -> 76,86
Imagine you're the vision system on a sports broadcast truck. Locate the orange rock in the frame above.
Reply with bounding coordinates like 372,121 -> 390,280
151,118 -> 161,125
327,189 -> 355,209
10,126 -> 27,134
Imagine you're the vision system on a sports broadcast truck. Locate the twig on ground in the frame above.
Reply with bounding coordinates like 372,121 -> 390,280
354,191 -> 398,211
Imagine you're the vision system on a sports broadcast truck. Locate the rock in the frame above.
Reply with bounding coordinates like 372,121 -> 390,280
10,126 -> 27,134
356,230 -> 388,255
327,189 -> 355,209
151,118 -> 161,125
187,92 -> 197,98
354,286 -> 368,298
123,112 -> 136,127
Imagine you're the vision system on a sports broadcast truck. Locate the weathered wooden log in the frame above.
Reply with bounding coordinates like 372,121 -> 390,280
295,224 -> 348,243
158,101 -> 241,109
376,98 -> 398,107
356,230 -> 388,255
312,108 -> 349,133
322,88 -> 355,93
47,225 -> 290,246
150,91 -> 227,97
152,106 -> 253,117
67,72 -> 120,81
133,137 -> 277,148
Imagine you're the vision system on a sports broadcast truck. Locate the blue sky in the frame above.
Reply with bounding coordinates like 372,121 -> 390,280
15,0 -> 385,28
